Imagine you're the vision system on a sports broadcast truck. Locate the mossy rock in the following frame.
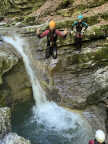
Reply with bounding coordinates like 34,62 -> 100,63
101,12 -> 108,20
23,15 -> 36,25
86,0 -> 108,8
57,0 -> 74,9
61,45 -> 108,72
57,9 -> 72,17
0,0 -> 46,17
83,15 -> 101,26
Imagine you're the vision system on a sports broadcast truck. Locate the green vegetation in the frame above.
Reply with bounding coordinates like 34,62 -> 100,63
57,0 -> 74,9
0,0 -> 46,16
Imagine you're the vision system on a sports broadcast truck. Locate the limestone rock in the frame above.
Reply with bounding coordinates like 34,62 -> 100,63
2,133 -> 31,144
0,44 -> 18,85
34,39 -> 108,109
83,104 -> 107,136
0,0 -> 45,16
0,40 -> 32,106
94,66 -> 108,89
0,107 -> 11,139
3,60 -> 32,105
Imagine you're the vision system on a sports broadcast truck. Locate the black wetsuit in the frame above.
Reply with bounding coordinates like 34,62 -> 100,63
46,30 -> 58,59
72,21 -> 88,51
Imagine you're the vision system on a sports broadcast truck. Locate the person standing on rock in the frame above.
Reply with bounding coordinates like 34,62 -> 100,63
89,130 -> 106,144
71,14 -> 88,52
36,20 -> 68,63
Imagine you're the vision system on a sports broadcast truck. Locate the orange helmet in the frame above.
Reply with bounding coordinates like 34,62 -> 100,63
49,20 -> 56,30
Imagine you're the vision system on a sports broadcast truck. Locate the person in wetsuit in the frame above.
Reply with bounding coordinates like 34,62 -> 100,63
89,130 -> 106,144
72,15 -> 88,52
37,20 -> 67,59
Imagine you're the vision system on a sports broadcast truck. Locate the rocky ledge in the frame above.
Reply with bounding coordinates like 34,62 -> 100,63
0,107 -> 31,144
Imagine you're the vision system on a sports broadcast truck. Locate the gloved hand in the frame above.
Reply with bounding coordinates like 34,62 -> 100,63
70,31 -> 74,35
93,32 -> 96,35
36,28 -> 40,35
64,28 -> 68,35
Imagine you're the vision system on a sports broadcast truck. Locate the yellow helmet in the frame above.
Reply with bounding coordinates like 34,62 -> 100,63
49,20 -> 56,29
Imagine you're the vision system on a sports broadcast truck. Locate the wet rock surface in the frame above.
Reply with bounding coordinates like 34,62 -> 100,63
34,39 -> 108,110
2,133 -> 31,144
32,37 -> 108,142
0,107 -> 11,139
0,43 -> 18,85
0,36 -> 32,106
3,60 -> 32,106
83,104 -> 107,134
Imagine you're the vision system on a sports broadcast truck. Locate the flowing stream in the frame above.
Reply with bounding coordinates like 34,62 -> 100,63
2,35 -> 93,144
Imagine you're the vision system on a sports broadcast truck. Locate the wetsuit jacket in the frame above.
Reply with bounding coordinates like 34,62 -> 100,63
89,139 -> 106,144
72,21 -> 88,32
38,29 -> 66,39
38,29 -> 66,47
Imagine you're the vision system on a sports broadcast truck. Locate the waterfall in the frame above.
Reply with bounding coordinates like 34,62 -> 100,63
2,34 -> 93,144
2,35 -> 47,106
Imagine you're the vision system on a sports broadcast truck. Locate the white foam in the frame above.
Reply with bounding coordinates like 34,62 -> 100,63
31,102 -> 92,141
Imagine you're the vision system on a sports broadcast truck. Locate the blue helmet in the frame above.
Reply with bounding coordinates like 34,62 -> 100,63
78,15 -> 83,20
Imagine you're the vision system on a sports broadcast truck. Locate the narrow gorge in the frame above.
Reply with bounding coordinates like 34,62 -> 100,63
0,0 -> 108,144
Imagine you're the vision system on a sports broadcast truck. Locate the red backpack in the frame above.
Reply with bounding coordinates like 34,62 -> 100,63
89,140 -> 95,144
89,140 -> 105,144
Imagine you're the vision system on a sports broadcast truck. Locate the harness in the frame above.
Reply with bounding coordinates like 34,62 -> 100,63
47,29 -> 57,47
76,22 -> 84,32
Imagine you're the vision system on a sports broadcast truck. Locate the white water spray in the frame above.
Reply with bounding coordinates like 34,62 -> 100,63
3,35 -> 47,106
30,102 -> 92,144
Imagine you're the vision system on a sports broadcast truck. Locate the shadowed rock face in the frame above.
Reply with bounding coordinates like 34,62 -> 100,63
0,43 -> 18,106
0,40 -> 32,107
0,43 -> 18,84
